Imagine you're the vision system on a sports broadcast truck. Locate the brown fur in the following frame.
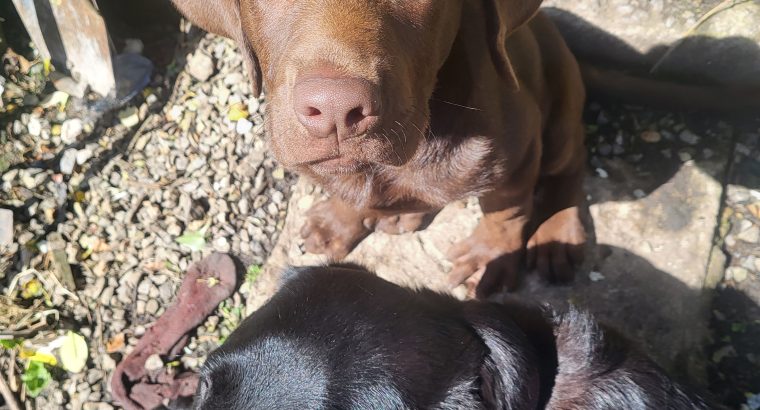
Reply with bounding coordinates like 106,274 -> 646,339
171,0 -> 587,295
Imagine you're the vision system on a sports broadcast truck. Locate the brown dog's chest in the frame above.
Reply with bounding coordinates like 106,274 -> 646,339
315,135 -> 505,213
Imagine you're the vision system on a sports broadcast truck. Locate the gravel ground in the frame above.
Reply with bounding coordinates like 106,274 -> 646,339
1,32 -> 294,409
1,23 -> 759,410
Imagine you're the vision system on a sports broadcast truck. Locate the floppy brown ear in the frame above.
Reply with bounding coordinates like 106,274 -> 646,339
464,304 -> 540,409
482,0 -> 543,91
170,0 -> 262,96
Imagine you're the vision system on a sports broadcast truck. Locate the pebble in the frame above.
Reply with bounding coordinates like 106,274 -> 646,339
145,299 -> 160,316
236,118 -> 253,134
159,282 -> 174,301
737,225 -> 760,244
589,271 -> 605,282
119,107 -> 140,128
0,209 -> 13,247
83,403 -> 113,410
595,168 -> 609,179
727,266 -> 749,283
144,354 -> 164,372
272,167 -> 286,180
28,116 -> 42,136
188,52 -> 214,82
76,147 -> 94,165
60,148 -> 78,174
679,129 -> 700,145
640,130 -> 661,143
61,118 -> 84,144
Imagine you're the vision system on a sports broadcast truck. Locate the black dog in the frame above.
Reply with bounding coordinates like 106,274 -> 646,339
193,264 -> 715,409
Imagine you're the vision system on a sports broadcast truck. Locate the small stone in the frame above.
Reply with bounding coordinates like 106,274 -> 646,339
754,258 -> 760,272
28,117 -> 42,136
236,118 -> 253,134
272,167 -> 286,180
0,209 -> 13,247
188,52 -> 214,82
678,151 -> 692,162
119,107 -> 140,128
679,130 -> 700,145
83,403 -> 113,410
633,189 -> 646,199
589,271 -> 605,282
594,168 -> 608,179
60,148 -> 78,175
214,236 -> 231,252
76,147 -> 94,165
640,130 -> 661,143
144,354 -> 163,372
145,299 -> 160,316
727,266 -> 749,283
137,279 -> 151,296
298,195 -> 314,211
737,225 -> 760,244
136,299 -> 146,315
747,203 -> 760,219
61,118 -> 83,144
725,234 -> 736,248
159,282 -> 174,301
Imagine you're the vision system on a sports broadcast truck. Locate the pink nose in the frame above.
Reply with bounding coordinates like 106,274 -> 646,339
293,76 -> 380,140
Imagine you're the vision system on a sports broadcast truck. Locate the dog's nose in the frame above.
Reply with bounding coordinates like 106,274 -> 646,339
293,77 -> 380,140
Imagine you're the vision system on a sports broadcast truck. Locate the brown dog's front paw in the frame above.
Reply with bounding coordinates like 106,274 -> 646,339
300,198 -> 373,259
375,212 -> 435,235
446,224 -> 524,298
527,207 -> 586,283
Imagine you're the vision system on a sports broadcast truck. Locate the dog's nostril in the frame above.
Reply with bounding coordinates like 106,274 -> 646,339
305,107 -> 322,117
345,107 -> 366,127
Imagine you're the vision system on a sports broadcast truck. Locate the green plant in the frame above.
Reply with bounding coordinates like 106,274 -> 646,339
21,360 -> 52,397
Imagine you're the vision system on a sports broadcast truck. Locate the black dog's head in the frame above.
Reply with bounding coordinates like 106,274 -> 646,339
194,264 -> 543,409
193,264 -> 717,410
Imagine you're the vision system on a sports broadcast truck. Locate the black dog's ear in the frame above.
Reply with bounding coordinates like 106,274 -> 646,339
464,304 -> 540,409
170,0 -> 262,96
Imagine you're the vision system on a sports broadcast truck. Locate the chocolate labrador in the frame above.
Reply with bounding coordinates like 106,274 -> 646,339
193,264 -> 716,409
170,0 -> 587,295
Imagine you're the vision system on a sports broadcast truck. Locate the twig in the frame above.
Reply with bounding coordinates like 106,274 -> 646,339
0,372 -> 21,410
650,0 -> 752,74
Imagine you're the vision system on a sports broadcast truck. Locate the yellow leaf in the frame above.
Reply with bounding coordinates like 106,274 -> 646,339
59,332 -> 88,373
227,103 -> 249,121
19,349 -> 58,366
21,279 -> 43,299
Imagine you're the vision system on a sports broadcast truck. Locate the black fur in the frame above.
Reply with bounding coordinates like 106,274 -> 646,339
193,265 -> 718,409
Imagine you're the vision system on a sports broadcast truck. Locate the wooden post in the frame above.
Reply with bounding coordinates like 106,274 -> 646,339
11,0 -> 115,97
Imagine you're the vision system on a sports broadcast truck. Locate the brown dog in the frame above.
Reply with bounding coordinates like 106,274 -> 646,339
171,0 -> 587,296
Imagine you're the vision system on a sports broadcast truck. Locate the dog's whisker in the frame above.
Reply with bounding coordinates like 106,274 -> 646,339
430,97 -> 483,111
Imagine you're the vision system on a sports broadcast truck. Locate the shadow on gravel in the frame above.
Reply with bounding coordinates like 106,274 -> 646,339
539,11 -> 760,408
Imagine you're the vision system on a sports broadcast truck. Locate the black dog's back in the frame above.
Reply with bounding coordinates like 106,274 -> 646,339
196,265 -> 541,409
194,264 -> 718,409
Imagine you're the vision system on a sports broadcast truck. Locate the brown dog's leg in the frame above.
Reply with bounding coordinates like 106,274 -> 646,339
375,211 -> 438,235
527,121 -> 587,283
300,196 -> 377,259
447,149 -> 540,297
